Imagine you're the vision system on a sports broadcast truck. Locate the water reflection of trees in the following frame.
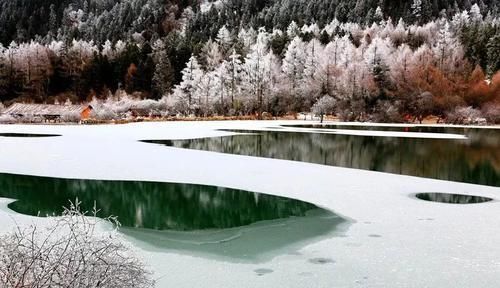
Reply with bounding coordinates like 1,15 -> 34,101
416,193 -> 492,204
0,173 -> 318,230
164,130 -> 499,187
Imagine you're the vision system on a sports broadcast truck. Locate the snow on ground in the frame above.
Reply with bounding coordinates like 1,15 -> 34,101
0,120 -> 499,287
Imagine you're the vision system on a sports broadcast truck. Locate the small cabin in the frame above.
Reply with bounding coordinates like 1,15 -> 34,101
81,105 -> 93,120
2,103 -> 93,123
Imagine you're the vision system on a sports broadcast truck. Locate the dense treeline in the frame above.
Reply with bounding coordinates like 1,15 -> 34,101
0,0 -> 202,44
1,0 -> 499,45
0,0 -> 499,123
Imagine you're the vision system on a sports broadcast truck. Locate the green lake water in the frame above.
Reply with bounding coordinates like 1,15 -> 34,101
0,173 -> 344,261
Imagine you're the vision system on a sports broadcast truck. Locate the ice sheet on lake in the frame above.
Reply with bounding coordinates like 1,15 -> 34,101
0,120 -> 499,288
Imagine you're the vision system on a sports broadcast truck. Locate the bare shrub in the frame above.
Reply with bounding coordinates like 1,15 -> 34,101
0,114 -> 16,124
90,105 -> 118,120
0,201 -> 154,288
370,100 -> 404,123
61,111 -> 81,123
482,103 -> 500,124
446,106 -> 484,124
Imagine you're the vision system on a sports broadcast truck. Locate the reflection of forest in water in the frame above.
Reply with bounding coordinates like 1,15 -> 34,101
283,125 -> 496,135
415,193 -> 493,204
152,129 -> 500,187
0,173 -> 320,231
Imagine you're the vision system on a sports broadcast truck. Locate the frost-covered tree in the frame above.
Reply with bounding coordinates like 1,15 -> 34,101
411,0 -> 423,23
282,36 -> 306,96
242,28 -> 270,116
374,6 -> 384,23
312,95 -> 336,123
201,39 -> 223,71
196,70 -> 219,116
302,38 -> 325,101
286,21 -> 300,39
173,55 -> 203,113
227,50 -> 243,109
469,4 -> 483,22
238,27 -> 257,54
389,44 -> 413,89
303,39 -> 323,80
216,25 -> 232,55
433,22 -> 462,72
102,40 -> 115,59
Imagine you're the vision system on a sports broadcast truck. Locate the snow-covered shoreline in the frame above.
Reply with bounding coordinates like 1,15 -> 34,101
0,120 -> 499,287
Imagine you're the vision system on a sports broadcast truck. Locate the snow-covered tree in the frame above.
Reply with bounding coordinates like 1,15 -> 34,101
374,6 -> 384,23
238,27 -> 257,53
286,21 -> 300,38
216,25 -> 232,54
312,95 -> 336,123
173,55 -> 203,114
389,44 -> 413,84
282,36 -> 306,96
469,4 -> 483,22
432,22 -> 462,72
196,70 -> 219,116
227,50 -> 243,109
241,28 -> 270,115
411,0 -> 423,23
101,40 -> 115,59
201,39 -> 223,71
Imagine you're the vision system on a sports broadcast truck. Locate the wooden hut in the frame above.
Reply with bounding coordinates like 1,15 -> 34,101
2,103 -> 93,122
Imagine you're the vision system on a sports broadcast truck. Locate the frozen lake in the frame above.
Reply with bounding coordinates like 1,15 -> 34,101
0,120 -> 499,287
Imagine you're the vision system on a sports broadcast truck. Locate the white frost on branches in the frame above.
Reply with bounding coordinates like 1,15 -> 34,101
0,201 -> 154,288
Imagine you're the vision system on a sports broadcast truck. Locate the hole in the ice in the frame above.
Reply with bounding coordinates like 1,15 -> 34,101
308,257 -> 335,264
254,268 -> 273,276
0,173 -> 341,231
1,173 -> 350,261
0,133 -> 60,138
415,193 -> 493,204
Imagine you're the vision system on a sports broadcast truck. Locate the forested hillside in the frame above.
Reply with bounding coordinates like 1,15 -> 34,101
0,0 -> 499,123
1,0 -> 498,45
0,0 -> 499,46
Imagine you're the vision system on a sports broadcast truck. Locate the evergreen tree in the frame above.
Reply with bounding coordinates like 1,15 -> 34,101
152,40 -> 175,98
486,34 -> 500,76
